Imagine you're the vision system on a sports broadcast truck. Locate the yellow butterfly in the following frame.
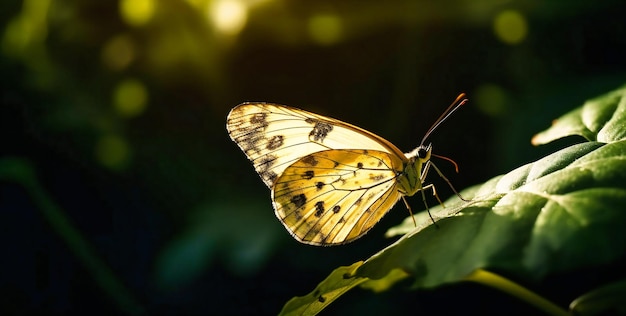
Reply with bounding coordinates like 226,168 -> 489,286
226,94 -> 467,246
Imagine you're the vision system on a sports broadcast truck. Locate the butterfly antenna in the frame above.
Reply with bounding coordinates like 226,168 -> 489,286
432,153 -> 460,173
420,93 -> 468,146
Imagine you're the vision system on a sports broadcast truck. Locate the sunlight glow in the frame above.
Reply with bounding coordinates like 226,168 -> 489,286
209,0 -> 248,36
101,34 -> 135,71
113,78 -> 148,118
494,10 -> 528,45
120,0 -> 156,27
95,134 -> 131,170
307,14 -> 343,46
1,0 -> 50,55
474,84 -> 508,117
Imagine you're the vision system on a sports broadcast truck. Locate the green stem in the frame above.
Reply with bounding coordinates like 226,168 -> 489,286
464,269 -> 568,316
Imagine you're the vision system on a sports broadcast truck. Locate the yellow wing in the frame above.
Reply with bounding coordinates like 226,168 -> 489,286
227,97 -> 468,246
272,149 -> 405,245
226,103 -> 407,188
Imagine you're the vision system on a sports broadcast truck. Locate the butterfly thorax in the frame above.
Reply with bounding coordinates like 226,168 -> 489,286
397,143 -> 432,196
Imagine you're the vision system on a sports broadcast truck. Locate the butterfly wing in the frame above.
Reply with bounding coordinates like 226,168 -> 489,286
272,149 -> 405,245
226,103 -> 408,188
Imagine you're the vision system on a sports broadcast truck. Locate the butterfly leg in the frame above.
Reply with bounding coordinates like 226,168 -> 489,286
419,183 -> 445,227
401,196 -> 417,227
429,162 -> 470,202
411,184 -> 438,227
422,183 -> 445,207
401,187 -> 442,227
416,161 -> 440,226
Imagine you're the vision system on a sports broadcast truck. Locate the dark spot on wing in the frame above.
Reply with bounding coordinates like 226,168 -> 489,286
291,194 -> 307,208
357,162 -> 363,169
306,118 -> 333,142
250,112 -> 267,125
227,111 -> 271,156
256,154 -> 278,185
256,154 -> 277,173
355,198 -> 362,205
238,131 -> 265,156
369,173 -> 385,181
315,181 -> 324,190
332,205 -> 340,213
261,171 -> 277,184
314,201 -> 325,217
301,155 -> 319,166
318,295 -> 326,303
266,135 -> 284,150
302,170 -> 315,180
319,232 -> 329,243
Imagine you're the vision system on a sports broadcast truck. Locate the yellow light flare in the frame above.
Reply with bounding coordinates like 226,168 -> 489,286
494,10 -> 528,45
474,84 -> 508,117
113,78 -> 148,118
119,0 -> 156,27
209,0 -> 248,36
1,0 -> 50,56
95,134 -> 131,170
307,13 -> 343,46
101,34 -> 135,71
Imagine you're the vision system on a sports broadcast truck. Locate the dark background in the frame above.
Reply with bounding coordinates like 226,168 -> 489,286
1,1 -> 625,315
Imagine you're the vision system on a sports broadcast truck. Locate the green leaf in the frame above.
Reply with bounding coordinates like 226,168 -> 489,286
569,278 -> 626,315
280,85 -> 626,314
278,264 -> 410,315
532,84 -> 626,145
359,268 -> 410,293
279,262 -> 367,316
359,140 -> 626,286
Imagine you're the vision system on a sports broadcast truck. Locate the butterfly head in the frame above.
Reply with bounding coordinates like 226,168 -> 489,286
406,143 -> 432,163
398,143 -> 432,196
416,143 -> 432,161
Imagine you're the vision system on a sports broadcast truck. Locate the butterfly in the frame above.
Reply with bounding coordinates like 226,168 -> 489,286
226,94 -> 467,246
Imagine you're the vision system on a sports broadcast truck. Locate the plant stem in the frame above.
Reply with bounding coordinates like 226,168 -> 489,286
464,269 -> 568,316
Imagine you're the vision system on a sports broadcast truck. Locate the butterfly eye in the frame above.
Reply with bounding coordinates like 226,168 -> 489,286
417,146 -> 429,159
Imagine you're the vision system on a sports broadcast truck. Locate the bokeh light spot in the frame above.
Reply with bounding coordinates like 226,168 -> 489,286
119,0 -> 155,27
95,135 -> 131,170
185,0 -> 204,9
101,34 -> 135,71
2,17 -> 32,55
2,0 -> 50,55
113,78 -> 148,118
209,0 -> 248,36
308,14 -> 343,46
494,10 -> 527,45
474,84 -> 508,117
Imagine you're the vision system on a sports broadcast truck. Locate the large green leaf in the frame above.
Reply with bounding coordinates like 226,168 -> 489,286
359,140 -> 626,285
281,84 -> 626,315
532,84 -> 626,145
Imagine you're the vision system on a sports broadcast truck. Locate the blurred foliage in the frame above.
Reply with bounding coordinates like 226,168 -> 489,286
1,0 -> 625,314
